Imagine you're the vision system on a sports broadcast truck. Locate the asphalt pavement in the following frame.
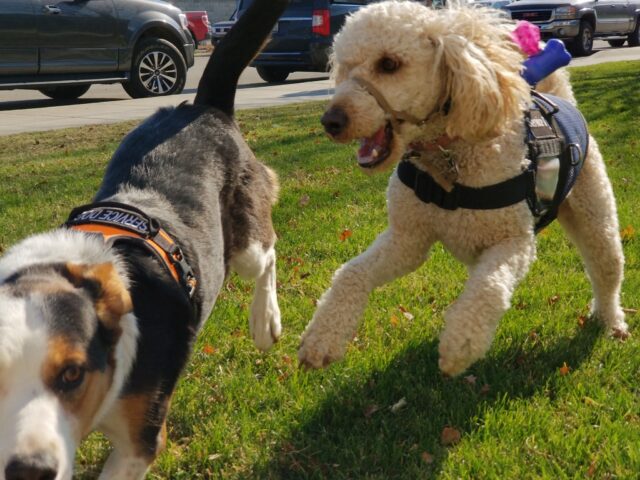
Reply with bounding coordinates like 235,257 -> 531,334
0,57 -> 332,135
0,41 -> 638,136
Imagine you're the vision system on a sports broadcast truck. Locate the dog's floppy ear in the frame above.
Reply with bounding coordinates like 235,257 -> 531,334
64,263 -> 133,330
439,33 -> 529,141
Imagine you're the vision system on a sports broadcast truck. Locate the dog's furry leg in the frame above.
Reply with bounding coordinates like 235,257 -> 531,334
97,395 -> 169,480
438,236 -> 536,376
231,241 -> 281,350
298,228 -> 433,368
557,140 -> 628,337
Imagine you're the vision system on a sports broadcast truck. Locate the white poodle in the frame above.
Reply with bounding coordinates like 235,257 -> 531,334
298,1 -> 628,376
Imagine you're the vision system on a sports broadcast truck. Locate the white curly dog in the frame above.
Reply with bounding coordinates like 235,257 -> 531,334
298,1 -> 628,376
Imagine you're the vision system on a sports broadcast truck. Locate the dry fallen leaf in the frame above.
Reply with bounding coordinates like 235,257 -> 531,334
548,294 -> 560,305
339,229 -> 353,242
421,451 -> 434,464
281,354 -> 292,365
463,374 -> 477,386
363,404 -> 380,418
202,344 -> 216,355
390,397 -> 407,413
440,426 -> 461,446
390,314 -> 400,328
587,460 -> 597,477
578,315 -> 587,328
298,194 -> 310,207
559,362 -> 570,376
620,224 -> 635,242
479,384 -> 491,395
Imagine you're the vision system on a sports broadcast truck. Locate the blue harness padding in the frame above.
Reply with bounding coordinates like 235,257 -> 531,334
528,92 -> 588,231
396,91 -> 589,233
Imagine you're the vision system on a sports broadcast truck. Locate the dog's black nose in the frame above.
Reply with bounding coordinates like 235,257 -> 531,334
5,453 -> 58,480
321,107 -> 349,138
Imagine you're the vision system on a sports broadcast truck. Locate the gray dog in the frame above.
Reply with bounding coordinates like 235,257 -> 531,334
0,0 -> 287,478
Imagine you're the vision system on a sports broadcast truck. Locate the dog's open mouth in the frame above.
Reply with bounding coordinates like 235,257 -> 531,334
357,122 -> 393,169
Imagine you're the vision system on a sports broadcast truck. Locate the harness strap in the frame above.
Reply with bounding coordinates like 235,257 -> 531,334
397,160 -> 536,211
64,202 -> 197,299
352,76 -> 448,130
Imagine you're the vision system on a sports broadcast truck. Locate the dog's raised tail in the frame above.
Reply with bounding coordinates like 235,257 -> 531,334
194,0 -> 289,115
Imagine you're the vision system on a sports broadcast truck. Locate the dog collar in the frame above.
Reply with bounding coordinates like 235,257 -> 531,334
64,202 -> 197,298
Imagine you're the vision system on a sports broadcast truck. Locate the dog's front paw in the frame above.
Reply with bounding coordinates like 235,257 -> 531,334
250,303 -> 281,351
297,329 -> 346,369
438,329 -> 489,377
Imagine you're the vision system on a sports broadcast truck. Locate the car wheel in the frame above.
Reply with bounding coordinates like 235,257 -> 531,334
607,39 -> 626,48
628,20 -> 640,47
256,66 -> 290,83
38,85 -> 91,100
571,21 -> 594,56
123,38 -> 187,98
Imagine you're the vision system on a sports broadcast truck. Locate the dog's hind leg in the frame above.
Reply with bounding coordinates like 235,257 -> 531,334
438,236 -> 536,376
231,240 -> 281,351
557,141 -> 628,337
298,227 -> 434,369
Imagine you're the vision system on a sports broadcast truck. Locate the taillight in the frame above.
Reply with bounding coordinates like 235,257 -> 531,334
312,9 -> 330,36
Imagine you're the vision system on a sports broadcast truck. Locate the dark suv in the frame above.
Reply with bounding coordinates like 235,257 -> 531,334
238,0 -> 374,83
0,0 -> 195,100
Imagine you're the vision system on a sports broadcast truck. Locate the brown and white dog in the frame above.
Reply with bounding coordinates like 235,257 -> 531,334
0,1 -> 288,479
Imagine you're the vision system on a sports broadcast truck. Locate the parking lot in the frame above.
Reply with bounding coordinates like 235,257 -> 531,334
0,41 -> 638,136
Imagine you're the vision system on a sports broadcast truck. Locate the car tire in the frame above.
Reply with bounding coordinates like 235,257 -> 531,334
123,38 -> 187,99
571,21 -> 594,56
256,66 -> 290,83
628,20 -> 640,47
607,39 -> 626,48
38,85 -> 91,100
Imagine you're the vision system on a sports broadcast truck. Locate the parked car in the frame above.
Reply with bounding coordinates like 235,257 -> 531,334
0,0 -> 195,100
185,11 -> 212,48
504,0 -> 640,56
237,0 -> 376,83
211,11 -> 237,45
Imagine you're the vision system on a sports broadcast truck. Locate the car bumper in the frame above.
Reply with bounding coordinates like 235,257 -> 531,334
536,20 -> 580,39
252,43 -> 330,72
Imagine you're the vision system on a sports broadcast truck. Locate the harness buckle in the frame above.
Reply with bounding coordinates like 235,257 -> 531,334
566,143 -> 582,166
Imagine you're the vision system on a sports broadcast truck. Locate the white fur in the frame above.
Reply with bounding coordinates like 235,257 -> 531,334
0,295 -> 75,480
0,230 -> 139,479
230,242 -> 282,350
299,2 -> 628,375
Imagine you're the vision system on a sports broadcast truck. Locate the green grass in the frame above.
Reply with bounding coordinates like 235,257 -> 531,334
0,61 -> 638,479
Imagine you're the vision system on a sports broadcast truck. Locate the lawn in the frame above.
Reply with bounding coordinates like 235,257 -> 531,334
0,61 -> 638,479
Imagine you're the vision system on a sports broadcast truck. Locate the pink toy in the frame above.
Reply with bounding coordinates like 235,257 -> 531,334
511,20 -> 541,56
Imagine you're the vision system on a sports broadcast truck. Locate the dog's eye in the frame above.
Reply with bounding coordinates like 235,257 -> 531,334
377,56 -> 401,74
56,365 -> 86,392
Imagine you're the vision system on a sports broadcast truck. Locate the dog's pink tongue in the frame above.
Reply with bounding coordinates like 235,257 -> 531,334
357,126 -> 386,166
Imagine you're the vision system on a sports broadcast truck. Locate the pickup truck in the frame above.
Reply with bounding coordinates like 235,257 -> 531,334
0,0 -> 195,100
504,0 -> 640,56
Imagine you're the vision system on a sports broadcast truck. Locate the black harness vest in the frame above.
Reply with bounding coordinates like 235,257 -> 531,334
64,202 -> 197,299
397,92 -> 588,232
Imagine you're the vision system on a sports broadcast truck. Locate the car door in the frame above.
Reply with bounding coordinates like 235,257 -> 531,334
36,0 -> 118,74
0,0 -> 38,75
594,0 -> 628,33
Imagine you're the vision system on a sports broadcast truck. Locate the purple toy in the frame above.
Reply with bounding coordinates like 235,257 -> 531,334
522,39 -> 572,86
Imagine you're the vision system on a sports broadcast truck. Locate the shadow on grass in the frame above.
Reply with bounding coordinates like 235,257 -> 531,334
256,322 -> 604,479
